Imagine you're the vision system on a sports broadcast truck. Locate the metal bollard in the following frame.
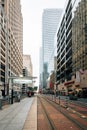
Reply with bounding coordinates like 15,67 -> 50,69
0,99 -> 2,110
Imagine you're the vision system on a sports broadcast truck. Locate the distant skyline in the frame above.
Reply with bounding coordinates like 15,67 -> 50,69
21,0 -> 66,85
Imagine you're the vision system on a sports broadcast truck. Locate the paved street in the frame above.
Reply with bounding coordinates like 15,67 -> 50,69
0,97 -> 34,130
0,94 -> 87,130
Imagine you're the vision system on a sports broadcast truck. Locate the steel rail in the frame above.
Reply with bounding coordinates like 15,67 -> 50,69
42,95 -> 87,130
68,100 -> 87,108
37,96 -> 56,130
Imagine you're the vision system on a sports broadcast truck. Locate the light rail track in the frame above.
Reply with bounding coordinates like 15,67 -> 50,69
46,95 -> 87,117
38,95 -> 87,130
37,96 -> 56,130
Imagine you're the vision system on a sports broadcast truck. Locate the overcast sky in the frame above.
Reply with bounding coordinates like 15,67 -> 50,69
21,0 -> 66,85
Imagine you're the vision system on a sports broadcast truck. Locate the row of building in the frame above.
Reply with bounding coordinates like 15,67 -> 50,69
40,0 -> 87,97
0,0 -> 33,96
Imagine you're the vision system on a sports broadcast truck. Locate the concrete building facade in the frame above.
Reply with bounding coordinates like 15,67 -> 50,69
72,0 -> 87,74
23,55 -> 33,77
0,0 -> 23,95
22,55 -> 33,93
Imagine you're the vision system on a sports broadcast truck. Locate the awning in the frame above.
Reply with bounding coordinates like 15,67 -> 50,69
64,81 -> 74,86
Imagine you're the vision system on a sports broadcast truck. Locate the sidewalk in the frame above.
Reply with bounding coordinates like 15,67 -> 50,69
0,97 -> 37,130
23,97 -> 37,130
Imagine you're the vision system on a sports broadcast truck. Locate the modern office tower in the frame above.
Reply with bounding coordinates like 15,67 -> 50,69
42,9 -> 62,88
56,0 -> 72,85
42,9 -> 62,73
56,0 -> 87,92
0,0 -> 23,95
23,55 -> 33,77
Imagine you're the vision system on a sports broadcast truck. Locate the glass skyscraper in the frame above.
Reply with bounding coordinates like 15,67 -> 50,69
41,9 -> 62,88
42,9 -> 62,73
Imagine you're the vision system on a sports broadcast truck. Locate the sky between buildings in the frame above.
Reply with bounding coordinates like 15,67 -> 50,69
21,0 -> 66,86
